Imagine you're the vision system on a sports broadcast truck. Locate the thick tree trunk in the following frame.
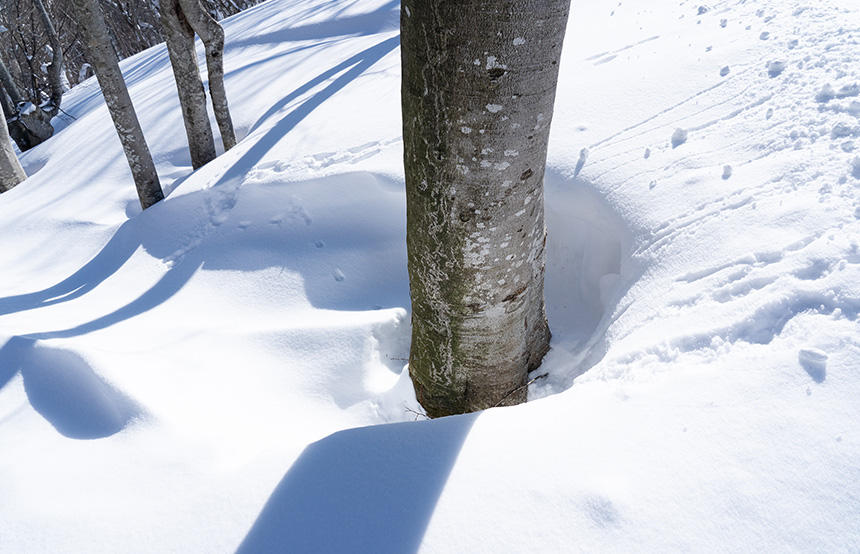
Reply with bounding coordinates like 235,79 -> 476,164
402,0 -> 570,417
0,101 -> 27,192
177,0 -> 236,150
71,0 -> 164,210
159,0 -> 217,169
34,0 -> 65,117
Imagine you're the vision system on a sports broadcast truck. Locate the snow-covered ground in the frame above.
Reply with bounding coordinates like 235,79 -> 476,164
1,0 -> 858,551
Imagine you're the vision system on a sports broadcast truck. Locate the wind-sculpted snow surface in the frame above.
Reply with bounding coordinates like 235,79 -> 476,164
0,0 -> 858,551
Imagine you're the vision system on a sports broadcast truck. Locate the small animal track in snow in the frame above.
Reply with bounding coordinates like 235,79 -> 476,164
671,128 -> 688,148
767,61 -> 786,78
798,348 -> 828,383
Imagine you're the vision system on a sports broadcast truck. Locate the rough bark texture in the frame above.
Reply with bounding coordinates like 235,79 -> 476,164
0,86 -> 15,118
0,57 -> 39,151
159,0 -> 218,169
34,0 -> 64,117
72,0 -> 164,210
178,0 -> 236,150
0,60 -> 22,107
402,0 -> 570,417
0,101 -> 27,192
1,56 -> 54,151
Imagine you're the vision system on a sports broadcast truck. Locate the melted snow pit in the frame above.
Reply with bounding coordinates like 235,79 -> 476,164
536,172 -> 635,396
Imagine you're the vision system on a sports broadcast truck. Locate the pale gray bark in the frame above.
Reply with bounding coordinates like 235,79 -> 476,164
0,59 -> 22,106
178,0 -> 236,150
71,0 -> 164,210
0,55 -> 53,151
159,0 -> 217,169
0,101 -> 27,192
402,0 -> 570,416
0,86 -> 15,118
33,0 -> 64,117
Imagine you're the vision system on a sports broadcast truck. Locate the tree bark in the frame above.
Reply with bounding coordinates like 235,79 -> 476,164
0,58 -> 23,107
0,85 -> 15,118
159,0 -> 217,169
0,101 -> 27,192
177,0 -> 236,150
71,0 -> 164,210
402,0 -> 570,417
34,0 -> 65,117
0,55 -> 53,151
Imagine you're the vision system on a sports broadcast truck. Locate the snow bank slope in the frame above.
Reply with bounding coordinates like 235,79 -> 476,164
1,0 -> 858,551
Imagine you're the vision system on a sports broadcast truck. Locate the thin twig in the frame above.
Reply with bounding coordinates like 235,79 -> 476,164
404,405 -> 429,421
492,372 -> 549,408
56,106 -> 77,120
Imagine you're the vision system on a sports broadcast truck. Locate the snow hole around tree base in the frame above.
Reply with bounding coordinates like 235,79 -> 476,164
533,170 -> 637,399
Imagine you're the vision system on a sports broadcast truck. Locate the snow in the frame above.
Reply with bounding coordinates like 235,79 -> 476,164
1,0 -> 859,551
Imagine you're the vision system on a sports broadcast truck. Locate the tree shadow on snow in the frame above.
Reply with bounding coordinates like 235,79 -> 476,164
237,413 -> 477,554
0,35 -> 401,319
0,36 -> 404,437
228,0 -> 399,49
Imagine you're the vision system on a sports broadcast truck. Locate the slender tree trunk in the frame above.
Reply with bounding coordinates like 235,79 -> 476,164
0,101 -> 26,192
33,0 -> 65,117
402,0 -> 570,417
0,55 -> 52,151
159,0 -> 217,169
0,86 -> 14,119
178,0 -> 236,150
71,0 -> 164,210
0,58 -> 22,107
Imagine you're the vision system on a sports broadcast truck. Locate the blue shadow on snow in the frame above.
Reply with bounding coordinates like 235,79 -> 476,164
237,412 -> 477,554
0,35 -> 400,323
0,35 -> 402,438
0,336 -> 140,439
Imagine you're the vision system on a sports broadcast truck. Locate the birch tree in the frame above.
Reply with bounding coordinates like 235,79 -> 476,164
33,0 -> 65,116
0,100 -> 27,192
402,0 -> 571,416
175,0 -> 236,151
159,0 -> 217,168
0,55 -> 45,150
0,0 -> 65,150
71,0 -> 164,210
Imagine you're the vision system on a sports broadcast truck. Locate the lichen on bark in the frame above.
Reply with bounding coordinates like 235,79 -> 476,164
402,0 -> 569,417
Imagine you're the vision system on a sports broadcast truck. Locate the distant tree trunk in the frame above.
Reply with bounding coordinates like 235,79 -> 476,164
0,86 -> 15,118
71,0 -> 164,210
178,0 -> 236,150
159,0 -> 217,169
33,0 -> 65,117
402,0 -> 570,417
0,2 -> 63,151
0,56 -> 41,151
0,101 -> 27,192
1,55 -> 50,150
0,59 -> 22,107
